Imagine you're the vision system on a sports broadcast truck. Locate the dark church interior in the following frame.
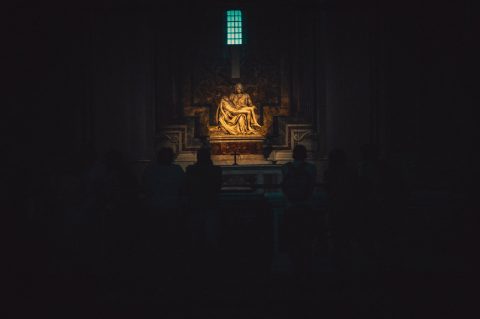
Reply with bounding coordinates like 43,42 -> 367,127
5,0 -> 474,317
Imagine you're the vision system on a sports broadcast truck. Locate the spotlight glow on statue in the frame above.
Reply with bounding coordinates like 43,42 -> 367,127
216,83 -> 262,135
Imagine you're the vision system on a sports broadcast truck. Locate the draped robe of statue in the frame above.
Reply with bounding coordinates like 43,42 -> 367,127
216,92 -> 261,135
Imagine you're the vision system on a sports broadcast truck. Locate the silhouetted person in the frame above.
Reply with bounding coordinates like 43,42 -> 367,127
104,149 -> 138,208
324,148 -> 357,272
63,150 -> 130,261
140,147 -> 185,280
83,149 -> 138,217
142,147 -> 185,213
184,148 -> 222,260
282,144 -> 317,204
41,148 -> 136,301
281,144 -> 317,280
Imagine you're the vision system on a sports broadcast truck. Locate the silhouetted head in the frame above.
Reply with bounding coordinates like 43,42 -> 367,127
197,147 -> 213,165
292,144 -> 308,161
157,147 -> 175,165
234,83 -> 243,94
328,149 -> 347,168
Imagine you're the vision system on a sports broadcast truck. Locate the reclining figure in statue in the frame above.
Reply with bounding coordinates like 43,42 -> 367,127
216,83 -> 262,135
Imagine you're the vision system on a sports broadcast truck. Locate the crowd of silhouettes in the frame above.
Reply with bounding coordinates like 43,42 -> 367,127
9,142 -> 469,315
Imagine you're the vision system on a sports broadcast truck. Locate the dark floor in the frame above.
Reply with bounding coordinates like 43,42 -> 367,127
9,190 -> 474,318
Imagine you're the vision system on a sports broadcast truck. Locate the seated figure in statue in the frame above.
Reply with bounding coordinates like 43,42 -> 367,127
216,83 -> 262,135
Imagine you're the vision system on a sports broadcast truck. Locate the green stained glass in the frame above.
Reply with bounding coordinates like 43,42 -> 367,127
226,10 -> 243,45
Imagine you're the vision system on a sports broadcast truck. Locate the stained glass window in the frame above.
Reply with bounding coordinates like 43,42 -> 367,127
226,10 -> 242,45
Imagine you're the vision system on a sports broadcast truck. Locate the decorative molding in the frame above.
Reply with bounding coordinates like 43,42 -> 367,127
156,122 -> 316,166
274,124 -> 315,150
156,125 -> 198,153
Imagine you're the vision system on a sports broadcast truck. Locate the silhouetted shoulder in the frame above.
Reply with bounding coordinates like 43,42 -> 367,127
172,164 -> 185,174
212,164 -> 222,175
282,161 -> 316,179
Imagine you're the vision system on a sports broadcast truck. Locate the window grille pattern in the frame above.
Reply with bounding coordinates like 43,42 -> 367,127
226,10 -> 243,45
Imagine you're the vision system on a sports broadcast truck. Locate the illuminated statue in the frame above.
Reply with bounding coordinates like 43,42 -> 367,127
216,83 -> 262,135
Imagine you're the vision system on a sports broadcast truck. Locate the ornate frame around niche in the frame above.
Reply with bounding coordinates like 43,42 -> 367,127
182,49 -> 291,127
